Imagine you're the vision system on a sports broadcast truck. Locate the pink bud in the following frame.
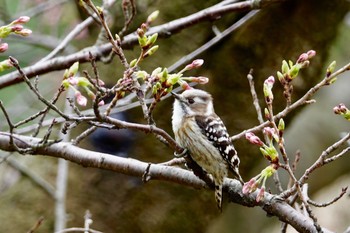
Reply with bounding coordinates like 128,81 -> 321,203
245,132 -> 264,146
264,76 -> 275,86
191,59 -> 204,68
68,76 -> 79,85
75,92 -> 87,106
11,25 -> 23,32
16,28 -> 32,36
13,16 -> 30,24
181,81 -> 193,90
297,53 -> 308,64
256,187 -> 265,202
0,43 -> 8,53
307,50 -> 316,59
242,178 -> 258,194
333,103 -> 348,115
185,59 -> 204,70
98,100 -> 105,106
190,76 -> 209,84
263,127 -> 276,138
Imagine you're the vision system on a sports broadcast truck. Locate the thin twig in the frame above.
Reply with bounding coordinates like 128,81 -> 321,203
247,69 -> 264,124
83,0 -> 129,68
303,184 -> 348,208
168,10 -> 258,73
119,0 -> 136,37
0,0 -> 282,89
9,57 -> 70,120
232,62 -> 350,141
26,216 -> 45,233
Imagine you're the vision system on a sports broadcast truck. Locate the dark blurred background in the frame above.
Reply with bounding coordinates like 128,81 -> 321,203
0,0 -> 350,232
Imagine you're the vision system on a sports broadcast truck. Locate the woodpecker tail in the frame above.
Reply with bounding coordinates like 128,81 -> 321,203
215,184 -> 223,211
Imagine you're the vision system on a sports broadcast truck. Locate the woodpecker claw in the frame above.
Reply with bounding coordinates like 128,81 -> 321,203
174,148 -> 188,158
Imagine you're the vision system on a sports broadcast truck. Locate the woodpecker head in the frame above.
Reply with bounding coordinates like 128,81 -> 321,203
171,89 -> 214,117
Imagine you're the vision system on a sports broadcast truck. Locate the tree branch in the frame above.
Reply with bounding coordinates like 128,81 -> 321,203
0,0 -> 285,89
0,132 -> 333,233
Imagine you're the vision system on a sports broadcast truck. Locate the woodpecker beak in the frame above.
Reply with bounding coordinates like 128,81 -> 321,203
171,91 -> 181,100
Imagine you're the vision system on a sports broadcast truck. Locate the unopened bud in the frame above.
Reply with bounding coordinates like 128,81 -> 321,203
147,10 -> 160,23
260,145 -> 279,163
15,28 -> 32,36
185,59 -> 204,70
281,60 -> 289,74
256,187 -> 265,202
278,118 -> 285,132
276,71 -> 284,83
263,76 -> 275,102
296,53 -> 308,64
144,45 -> 159,57
129,59 -> 138,68
11,25 -> 23,32
188,76 -> 209,84
242,178 -> 258,194
245,132 -> 264,146
307,50 -> 316,59
326,61 -> 336,77
333,103 -> 348,115
147,33 -> 158,46
12,16 -> 30,24
75,91 -> 87,106
0,59 -> 13,72
264,108 -> 270,120
68,62 -> 79,77
0,43 -> 8,53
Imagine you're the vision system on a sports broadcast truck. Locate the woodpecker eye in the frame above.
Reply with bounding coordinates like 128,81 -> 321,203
187,98 -> 195,104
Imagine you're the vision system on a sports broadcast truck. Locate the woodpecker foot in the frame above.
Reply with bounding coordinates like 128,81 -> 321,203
174,148 -> 188,158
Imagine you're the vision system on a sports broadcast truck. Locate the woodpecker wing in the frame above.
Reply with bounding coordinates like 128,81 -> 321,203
195,115 -> 242,182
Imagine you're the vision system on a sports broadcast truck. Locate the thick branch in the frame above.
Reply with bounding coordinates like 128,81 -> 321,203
0,132 -> 333,233
0,0 -> 284,89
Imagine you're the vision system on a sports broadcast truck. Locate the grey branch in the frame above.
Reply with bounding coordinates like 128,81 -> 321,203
0,132 -> 333,233
0,0 -> 284,89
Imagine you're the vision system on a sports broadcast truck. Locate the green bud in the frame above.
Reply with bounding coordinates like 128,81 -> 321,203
147,10 -> 160,23
62,80 -> 70,89
165,86 -> 173,93
63,69 -> 69,79
278,118 -> 285,131
130,59 -> 137,68
152,82 -> 162,94
281,60 -> 289,74
152,85 -> 158,95
264,108 -> 270,120
96,6 -> 103,14
289,64 -> 300,79
260,145 -> 279,163
166,74 -> 181,85
0,59 -> 13,72
151,67 -> 162,77
146,33 -> 158,46
77,77 -> 91,87
135,70 -> 148,80
68,62 -> 79,77
161,68 -> 168,82
277,71 -> 284,82
262,165 -> 276,178
328,77 -> 337,84
144,45 -> 159,57
138,36 -> 147,47
288,60 -> 293,68
326,61 -> 336,76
